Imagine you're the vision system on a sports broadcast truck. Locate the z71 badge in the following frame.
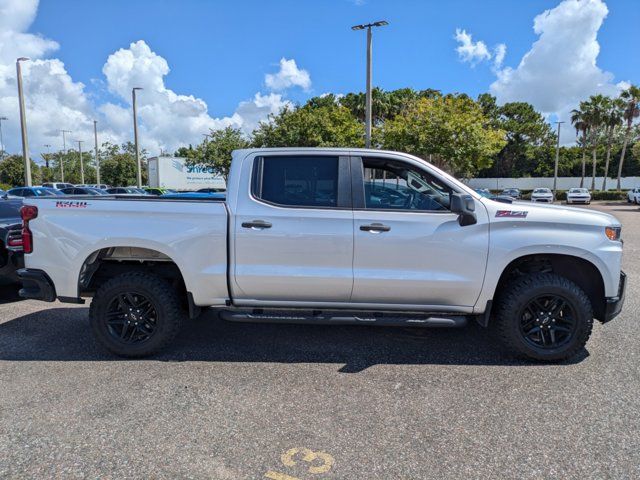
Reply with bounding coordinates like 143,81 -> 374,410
496,210 -> 528,218
56,200 -> 88,208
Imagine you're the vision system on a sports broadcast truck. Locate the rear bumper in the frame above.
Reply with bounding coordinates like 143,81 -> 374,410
17,268 -> 56,302
603,271 -> 626,323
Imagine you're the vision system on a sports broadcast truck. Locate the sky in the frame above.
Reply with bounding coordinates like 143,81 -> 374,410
0,0 -> 638,159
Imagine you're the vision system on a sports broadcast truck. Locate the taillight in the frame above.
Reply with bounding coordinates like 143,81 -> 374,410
20,205 -> 38,254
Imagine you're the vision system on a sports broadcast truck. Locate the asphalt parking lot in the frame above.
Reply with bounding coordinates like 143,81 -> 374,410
1,202 -> 639,479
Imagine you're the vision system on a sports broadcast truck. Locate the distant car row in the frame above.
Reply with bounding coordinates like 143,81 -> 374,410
3,185 -> 226,198
473,187 -> 593,204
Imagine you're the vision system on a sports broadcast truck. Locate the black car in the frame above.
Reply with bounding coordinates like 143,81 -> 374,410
60,187 -> 109,195
0,193 -> 24,285
500,188 -> 522,199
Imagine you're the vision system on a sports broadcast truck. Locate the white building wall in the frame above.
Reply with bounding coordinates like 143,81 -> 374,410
465,177 -> 640,191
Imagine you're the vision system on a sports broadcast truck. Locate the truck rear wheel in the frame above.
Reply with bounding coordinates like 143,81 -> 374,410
89,272 -> 183,357
494,273 -> 593,362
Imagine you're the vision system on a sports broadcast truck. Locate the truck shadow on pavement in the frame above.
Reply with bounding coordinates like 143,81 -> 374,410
0,307 -> 588,371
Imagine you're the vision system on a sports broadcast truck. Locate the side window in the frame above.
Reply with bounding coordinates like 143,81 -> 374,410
361,158 -> 452,211
253,156 -> 339,208
23,189 -> 35,197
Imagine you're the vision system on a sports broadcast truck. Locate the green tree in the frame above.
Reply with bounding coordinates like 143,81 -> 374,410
188,127 -> 250,180
381,95 -> 506,176
0,155 -> 41,187
252,103 -> 363,148
570,107 -> 590,187
99,142 -> 147,187
601,97 -> 624,190
579,94 -> 608,190
617,85 -> 640,189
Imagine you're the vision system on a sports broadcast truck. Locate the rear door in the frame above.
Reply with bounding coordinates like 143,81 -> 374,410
232,154 -> 354,304
350,155 -> 489,308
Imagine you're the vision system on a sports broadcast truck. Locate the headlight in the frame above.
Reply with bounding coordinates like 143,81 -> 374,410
605,226 -> 621,241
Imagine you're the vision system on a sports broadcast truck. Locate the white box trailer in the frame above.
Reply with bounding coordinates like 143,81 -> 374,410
147,156 -> 226,191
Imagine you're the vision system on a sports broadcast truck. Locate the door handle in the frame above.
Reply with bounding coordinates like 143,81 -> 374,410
241,220 -> 272,229
360,223 -> 391,232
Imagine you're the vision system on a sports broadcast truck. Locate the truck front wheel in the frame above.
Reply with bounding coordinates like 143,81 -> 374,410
89,272 -> 183,357
494,273 -> 594,361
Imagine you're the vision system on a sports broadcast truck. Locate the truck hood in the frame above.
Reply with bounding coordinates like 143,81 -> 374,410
481,198 -> 620,228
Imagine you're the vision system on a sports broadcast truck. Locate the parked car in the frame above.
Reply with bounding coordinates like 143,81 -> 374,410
84,184 -> 111,190
7,187 -> 64,197
474,188 -> 494,199
627,188 -> 640,204
160,191 -> 226,200
126,187 -> 151,195
42,182 -> 75,190
531,188 -> 554,203
145,187 -> 177,196
18,148 -> 625,362
105,187 -> 146,195
60,187 -> 110,195
197,187 -> 226,193
566,188 -> 592,205
500,188 -> 521,199
0,194 -> 24,285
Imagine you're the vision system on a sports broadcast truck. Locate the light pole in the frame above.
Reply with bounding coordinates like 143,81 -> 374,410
553,121 -> 564,196
132,87 -> 143,188
75,140 -> 85,184
60,129 -> 71,181
0,116 -> 7,161
16,57 -> 32,186
351,20 -> 388,149
94,120 -> 100,186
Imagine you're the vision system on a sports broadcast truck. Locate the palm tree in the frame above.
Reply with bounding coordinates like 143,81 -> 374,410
601,97 -> 624,190
580,95 -> 608,191
616,85 -> 640,190
570,108 -> 589,188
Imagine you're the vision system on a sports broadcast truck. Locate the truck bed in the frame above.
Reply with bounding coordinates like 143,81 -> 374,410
23,196 -> 229,306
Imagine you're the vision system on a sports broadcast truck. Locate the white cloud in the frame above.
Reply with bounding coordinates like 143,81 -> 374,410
265,58 -> 311,91
454,29 -> 491,66
0,0 -> 310,158
493,43 -> 506,70
489,0 -> 625,142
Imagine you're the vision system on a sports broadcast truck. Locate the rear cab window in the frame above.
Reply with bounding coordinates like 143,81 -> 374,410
252,155 -> 348,208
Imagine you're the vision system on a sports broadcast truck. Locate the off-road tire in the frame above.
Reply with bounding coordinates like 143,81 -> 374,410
494,273 -> 593,362
89,272 -> 183,357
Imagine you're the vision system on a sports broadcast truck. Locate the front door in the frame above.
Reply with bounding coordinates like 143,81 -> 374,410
351,155 -> 489,308
232,154 -> 354,304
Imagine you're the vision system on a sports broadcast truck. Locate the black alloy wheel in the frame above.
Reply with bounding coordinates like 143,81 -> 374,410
518,294 -> 577,349
106,292 -> 159,344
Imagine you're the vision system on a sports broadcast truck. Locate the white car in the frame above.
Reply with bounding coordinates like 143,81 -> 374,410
566,188 -> 591,205
531,188 -> 554,203
627,188 -> 640,204
17,148 -> 625,362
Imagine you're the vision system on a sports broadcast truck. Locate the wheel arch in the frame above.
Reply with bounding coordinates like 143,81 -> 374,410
487,253 -> 606,322
77,246 -> 191,309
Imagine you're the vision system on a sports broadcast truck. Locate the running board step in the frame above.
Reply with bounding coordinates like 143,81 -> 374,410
219,310 -> 467,328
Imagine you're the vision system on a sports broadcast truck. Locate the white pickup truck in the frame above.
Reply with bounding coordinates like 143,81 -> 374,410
17,148 -> 625,361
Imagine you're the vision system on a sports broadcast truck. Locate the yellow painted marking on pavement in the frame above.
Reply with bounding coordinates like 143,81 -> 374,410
264,471 -> 301,480
265,447 -> 335,479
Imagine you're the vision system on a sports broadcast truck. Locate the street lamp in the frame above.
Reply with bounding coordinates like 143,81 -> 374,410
132,87 -> 143,188
0,116 -> 7,161
351,20 -> 388,149
16,57 -> 32,186
60,129 -> 71,181
553,121 -> 564,196
74,140 -> 85,184
94,120 -> 100,186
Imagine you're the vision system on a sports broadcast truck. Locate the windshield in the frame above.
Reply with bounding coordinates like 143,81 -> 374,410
569,188 -> 588,193
533,188 -> 550,193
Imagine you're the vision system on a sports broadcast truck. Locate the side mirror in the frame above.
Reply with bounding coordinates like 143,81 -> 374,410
450,193 -> 477,226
